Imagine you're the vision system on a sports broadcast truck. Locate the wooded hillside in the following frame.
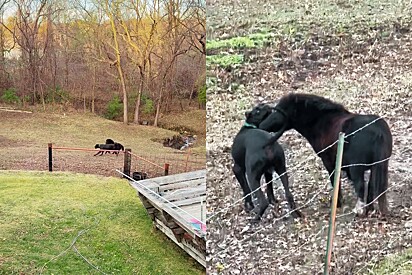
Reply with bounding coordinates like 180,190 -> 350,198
0,0 -> 205,125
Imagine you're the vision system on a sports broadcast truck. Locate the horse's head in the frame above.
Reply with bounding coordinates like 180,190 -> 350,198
244,104 -> 275,128
94,144 -> 100,149
258,106 -> 289,133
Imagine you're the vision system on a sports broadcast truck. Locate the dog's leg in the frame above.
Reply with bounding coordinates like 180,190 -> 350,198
246,168 -> 268,221
264,172 -> 277,205
233,163 -> 254,211
274,162 -> 302,218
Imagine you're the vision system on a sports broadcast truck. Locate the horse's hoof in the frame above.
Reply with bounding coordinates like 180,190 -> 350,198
353,200 -> 366,217
291,210 -> 303,219
251,215 -> 261,224
244,202 -> 255,212
268,197 -> 278,205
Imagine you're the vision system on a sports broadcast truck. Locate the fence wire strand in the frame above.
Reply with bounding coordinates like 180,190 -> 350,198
208,115 -> 410,262
207,116 -> 387,222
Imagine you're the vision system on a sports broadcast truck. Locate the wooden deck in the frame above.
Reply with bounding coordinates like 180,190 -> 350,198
129,170 -> 206,267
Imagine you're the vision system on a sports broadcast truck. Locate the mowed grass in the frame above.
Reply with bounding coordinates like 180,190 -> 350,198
0,171 -> 204,274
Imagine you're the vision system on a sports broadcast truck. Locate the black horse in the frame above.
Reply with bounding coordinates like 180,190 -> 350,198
105,139 -> 124,153
258,93 -> 392,215
231,104 -> 301,220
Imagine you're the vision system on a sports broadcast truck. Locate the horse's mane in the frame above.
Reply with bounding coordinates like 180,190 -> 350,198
280,93 -> 349,113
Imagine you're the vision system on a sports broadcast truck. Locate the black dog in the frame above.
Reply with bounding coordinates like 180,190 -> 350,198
231,104 -> 301,221
94,139 -> 124,156
94,143 -> 115,156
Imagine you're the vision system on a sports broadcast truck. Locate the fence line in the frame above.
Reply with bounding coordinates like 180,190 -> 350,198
208,115 -> 407,262
49,144 -> 205,176
207,116 -> 388,222
53,146 -> 123,153
209,177 -> 410,260
127,151 -> 164,170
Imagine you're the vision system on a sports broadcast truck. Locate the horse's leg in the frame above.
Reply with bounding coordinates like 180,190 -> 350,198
264,172 -> 277,205
349,166 -> 368,216
233,163 -> 254,211
366,170 -> 375,214
275,165 -> 302,218
327,168 -> 343,208
371,161 -> 390,216
246,167 -> 268,220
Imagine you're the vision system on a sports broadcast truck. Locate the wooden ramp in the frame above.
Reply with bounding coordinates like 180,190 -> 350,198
129,170 -> 206,267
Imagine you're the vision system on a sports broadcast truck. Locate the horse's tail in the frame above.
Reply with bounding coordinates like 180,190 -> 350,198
370,132 -> 392,214
262,125 -> 287,149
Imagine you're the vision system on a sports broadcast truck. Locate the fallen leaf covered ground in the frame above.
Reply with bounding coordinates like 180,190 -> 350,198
206,0 -> 412,274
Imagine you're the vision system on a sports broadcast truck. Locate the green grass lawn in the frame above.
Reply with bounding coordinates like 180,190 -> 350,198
367,249 -> 412,274
0,171 -> 204,274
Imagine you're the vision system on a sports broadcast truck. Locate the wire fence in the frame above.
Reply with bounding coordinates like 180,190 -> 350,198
49,144 -> 205,178
206,115 -> 409,267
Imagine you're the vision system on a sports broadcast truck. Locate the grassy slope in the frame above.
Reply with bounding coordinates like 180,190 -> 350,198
0,171 -> 204,274
0,109 -> 205,174
0,110 -> 193,153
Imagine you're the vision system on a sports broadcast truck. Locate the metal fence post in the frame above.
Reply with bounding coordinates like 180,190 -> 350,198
48,143 -> 53,172
324,132 -> 345,275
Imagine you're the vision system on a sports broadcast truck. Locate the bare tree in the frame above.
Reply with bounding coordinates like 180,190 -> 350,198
0,0 -> 58,107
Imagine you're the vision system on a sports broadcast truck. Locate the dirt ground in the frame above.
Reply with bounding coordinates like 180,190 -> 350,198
206,0 -> 412,274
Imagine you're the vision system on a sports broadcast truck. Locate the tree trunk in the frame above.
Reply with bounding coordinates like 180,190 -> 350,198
91,65 -> 96,113
116,63 -> 128,124
153,88 -> 162,127
107,5 -> 128,124
133,78 -> 144,124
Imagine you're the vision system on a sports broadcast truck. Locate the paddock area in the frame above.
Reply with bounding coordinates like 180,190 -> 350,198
127,170 -> 206,267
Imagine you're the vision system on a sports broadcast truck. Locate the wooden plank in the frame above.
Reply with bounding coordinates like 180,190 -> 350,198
132,181 -> 160,194
154,217 -> 206,267
150,170 -> 205,185
159,179 -> 204,192
171,195 -> 206,207
162,185 -> 206,201
181,204 -> 204,221
130,170 -> 206,239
